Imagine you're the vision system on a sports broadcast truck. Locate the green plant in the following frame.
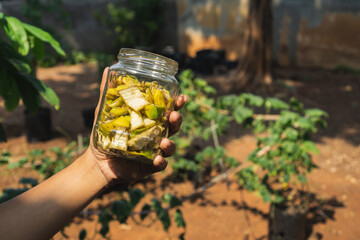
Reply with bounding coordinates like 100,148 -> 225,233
0,12 -> 65,141
20,0 -> 71,30
19,0 -> 71,67
94,0 -> 164,49
169,70 -> 240,181
173,70 -> 327,209
129,0 -> 164,46
234,100 -> 327,205
94,3 -> 135,49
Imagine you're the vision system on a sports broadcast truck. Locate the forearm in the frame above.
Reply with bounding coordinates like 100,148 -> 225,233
0,149 -> 108,240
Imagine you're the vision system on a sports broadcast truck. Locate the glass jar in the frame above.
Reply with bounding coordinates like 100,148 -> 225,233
93,48 -> 179,163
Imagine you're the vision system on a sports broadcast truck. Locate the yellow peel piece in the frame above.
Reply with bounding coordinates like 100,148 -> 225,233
130,111 -> 144,130
109,106 -> 128,117
119,86 -> 150,111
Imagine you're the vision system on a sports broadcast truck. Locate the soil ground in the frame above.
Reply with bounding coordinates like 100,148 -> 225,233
1,63 -> 359,240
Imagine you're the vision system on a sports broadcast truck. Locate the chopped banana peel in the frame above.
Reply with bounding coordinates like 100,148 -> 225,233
119,86 -> 149,111
95,74 -> 176,160
130,111 -> 144,130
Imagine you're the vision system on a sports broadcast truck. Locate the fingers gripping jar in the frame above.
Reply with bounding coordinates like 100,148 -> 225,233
93,48 -> 179,163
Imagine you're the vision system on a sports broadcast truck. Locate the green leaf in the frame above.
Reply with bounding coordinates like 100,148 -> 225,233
219,94 -> 238,108
203,86 -> 216,95
162,193 -> 182,208
22,23 -> 66,56
31,36 -> 45,61
0,123 -> 6,142
79,229 -> 87,240
193,78 -> 207,87
129,188 -> 145,207
2,16 -> 29,55
290,97 -> 304,112
151,198 -> 162,212
20,74 -> 60,110
15,76 -> 41,113
241,93 -> 264,107
265,98 -> 289,110
157,209 -> 171,231
7,59 -> 32,74
174,209 -> 186,227
7,162 -> 20,169
140,204 -> 151,220
305,109 -> 329,118
302,141 -> 319,154
295,117 -> 315,131
259,188 -> 272,202
233,106 -> 253,124
274,195 -> 284,204
111,199 -> 132,223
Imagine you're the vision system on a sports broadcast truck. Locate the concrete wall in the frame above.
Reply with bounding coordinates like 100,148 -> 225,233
273,0 -> 360,69
178,0 -> 360,69
177,0 -> 249,60
1,0 -> 178,53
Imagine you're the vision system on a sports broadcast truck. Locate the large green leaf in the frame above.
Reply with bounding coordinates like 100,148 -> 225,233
20,74 -> 60,110
30,35 -> 45,61
1,16 -> 29,56
7,59 -> 32,74
0,41 -> 30,63
15,76 -> 41,113
22,23 -> 66,56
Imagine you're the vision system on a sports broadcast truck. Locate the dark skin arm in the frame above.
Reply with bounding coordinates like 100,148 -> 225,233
0,68 -> 187,240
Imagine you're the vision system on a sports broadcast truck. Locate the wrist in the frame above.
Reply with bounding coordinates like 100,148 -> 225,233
82,147 -> 119,185
80,148 -> 111,188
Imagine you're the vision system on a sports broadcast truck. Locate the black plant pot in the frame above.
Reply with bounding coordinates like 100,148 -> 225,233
24,107 -> 52,142
269,204 -> 307,240
81,107 -> 96,129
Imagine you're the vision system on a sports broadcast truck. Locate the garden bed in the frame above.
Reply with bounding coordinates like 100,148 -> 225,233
1,63 -> 359,239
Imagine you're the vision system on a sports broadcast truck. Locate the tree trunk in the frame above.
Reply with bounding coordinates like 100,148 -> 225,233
234,0 -> 273,90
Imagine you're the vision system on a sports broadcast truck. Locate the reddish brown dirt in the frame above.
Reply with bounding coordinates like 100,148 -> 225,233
1,64 -> 360,240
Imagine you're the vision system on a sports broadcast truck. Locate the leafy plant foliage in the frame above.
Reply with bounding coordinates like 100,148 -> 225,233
0,69 -> 327,238
0,12 -> 65,141
173,70 -> 327,206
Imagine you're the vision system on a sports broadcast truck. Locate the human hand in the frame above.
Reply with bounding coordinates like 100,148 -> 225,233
84,68 -> 187,184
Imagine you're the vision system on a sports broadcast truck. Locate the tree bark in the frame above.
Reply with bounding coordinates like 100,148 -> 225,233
234,0 -> 273,90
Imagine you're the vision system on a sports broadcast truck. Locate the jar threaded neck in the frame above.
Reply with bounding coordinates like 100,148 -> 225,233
117,48 -> 178,76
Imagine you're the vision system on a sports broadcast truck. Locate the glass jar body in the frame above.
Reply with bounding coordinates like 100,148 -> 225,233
93,49 -> 179,163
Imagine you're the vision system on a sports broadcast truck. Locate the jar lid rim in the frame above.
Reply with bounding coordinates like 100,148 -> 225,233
118,48 -> 178,66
